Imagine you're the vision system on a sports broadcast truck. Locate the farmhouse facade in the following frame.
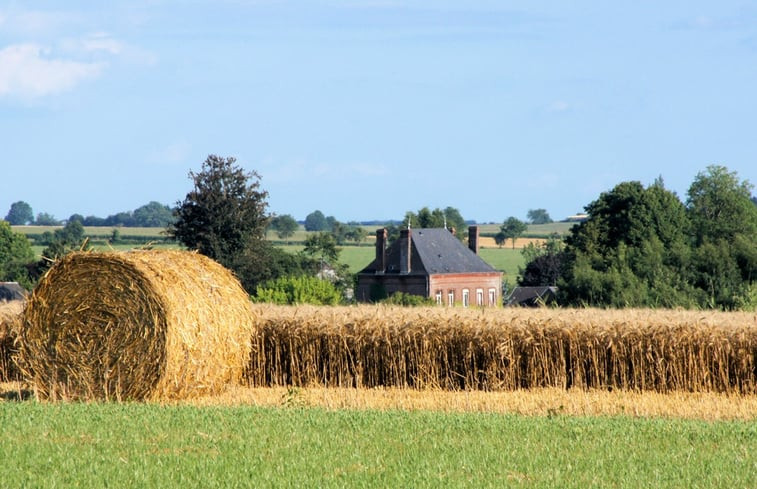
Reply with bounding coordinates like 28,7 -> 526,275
356,226 -> 502,306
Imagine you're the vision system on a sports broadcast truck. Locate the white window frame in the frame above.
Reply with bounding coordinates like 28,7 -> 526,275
488,288 -> 497,306
447,290 -> 455,307
476,289 -> 484,307
435,290 -> 442,305
462,289 -> 470,308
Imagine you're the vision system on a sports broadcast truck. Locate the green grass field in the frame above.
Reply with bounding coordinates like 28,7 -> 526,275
0,403 -> 753,488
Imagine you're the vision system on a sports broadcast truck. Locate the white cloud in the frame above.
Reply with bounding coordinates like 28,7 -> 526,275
0,43 -> 104,98
62,33 -> 125,55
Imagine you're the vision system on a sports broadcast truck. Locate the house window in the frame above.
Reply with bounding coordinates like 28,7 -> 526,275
462,289 -> 470,308
435,290 -> 442,305
488,288 -> 497,306
447,290 -> 455,306
476,289 -> 484,306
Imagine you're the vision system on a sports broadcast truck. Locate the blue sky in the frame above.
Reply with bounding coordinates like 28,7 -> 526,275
1,1 -> 756,224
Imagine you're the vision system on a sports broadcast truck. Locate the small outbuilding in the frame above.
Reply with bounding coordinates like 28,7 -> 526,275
505,286 -> 558,307
356,226 -> 502,306
0,282 -> 27,302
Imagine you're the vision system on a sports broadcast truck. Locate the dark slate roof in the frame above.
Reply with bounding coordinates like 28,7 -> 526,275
359,228 -> 498,275
0,282 -> 28,301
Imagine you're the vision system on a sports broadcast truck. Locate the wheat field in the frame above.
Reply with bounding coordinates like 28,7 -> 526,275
248,304 -> 757,394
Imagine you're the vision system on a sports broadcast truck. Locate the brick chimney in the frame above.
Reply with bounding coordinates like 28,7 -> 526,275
375,228 -> 387,273
399,228 -> 411,274
468,225 -> 479,255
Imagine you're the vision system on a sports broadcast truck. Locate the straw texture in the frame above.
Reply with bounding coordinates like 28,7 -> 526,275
20,250 -> 255,401
0,300 -> 24,381
248,305 -> 757,394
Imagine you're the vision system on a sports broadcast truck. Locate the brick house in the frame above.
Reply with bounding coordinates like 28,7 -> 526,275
356,226 -> 502,307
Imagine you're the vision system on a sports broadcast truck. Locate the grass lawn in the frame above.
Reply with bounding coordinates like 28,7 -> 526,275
0,402 -> 754,488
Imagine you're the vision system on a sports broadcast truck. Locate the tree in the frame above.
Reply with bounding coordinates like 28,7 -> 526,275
5,201 -> 33,225
519,238 -> 565,286
169,155 -> 270,288
104,211 -> 136,227
303,232 -> 340,266
527,209 -> 552,225
270,214 -> 299,243
40,220 -> 91,265
68,214 -> 85,224
344,226 -> 367,244
401,206 -> 466,239
304,210 -> 328,231
34,212 -> 60,226
686,166 -> 757,309
499,217 -> 528,249
82,215 -> 106,226
133,201 -> 176,227
559,180 -> 696,308
234,245 -> 308,293
0,220 -> 35,288
687,165 -> 757,245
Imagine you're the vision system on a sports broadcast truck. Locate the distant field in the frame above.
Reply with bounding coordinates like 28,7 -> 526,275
15,224 -> 575,242
13,225 -> 171,238
17,225 -> 526,279
477,221 -> 577,238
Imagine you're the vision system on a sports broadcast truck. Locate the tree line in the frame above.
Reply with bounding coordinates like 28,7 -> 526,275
3,201 -> 176,228
518,166 -> 756,310
1,155 -> 754,310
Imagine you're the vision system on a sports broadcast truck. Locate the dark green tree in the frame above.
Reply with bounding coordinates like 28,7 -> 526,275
499,217 -> 528,249
169,155 -> 270,290
234,245 -> 308,293
104,211 -> 136,227
5,201 -> 33,225
133,201 -> 176,227
344,226 -> 367,244
34,212 -> 60,226
325,215 -> 338,232
686,166 -> 757,309
519,238 -> 565,286
270,214 -> 299,243
401,206 -> 466,239
303,232 -> 340,265
687,165 -> 757,244
28,220 -> 93,282
526,208 -> 553,225
0,220 -> 35,288
304,210 -> 328,231
68,214 -> 85,224
560,180 -> 696,308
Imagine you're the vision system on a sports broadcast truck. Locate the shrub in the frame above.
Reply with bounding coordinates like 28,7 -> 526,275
254,275 -> 342,305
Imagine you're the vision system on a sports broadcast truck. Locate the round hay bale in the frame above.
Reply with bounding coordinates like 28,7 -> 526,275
19,250 -> 255,401
0,300 -> 25,382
